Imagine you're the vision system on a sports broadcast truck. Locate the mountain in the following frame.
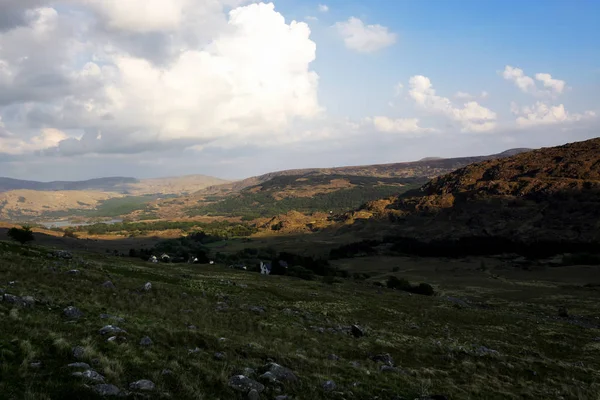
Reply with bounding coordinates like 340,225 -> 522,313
0,175 -> 228,195
152,148 -> 533,219
353,138 -> 600,249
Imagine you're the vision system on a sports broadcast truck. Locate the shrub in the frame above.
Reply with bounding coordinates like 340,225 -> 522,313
63,229 -> 78,238
386,276 -> 411,291
413,283 -> 435,296
7,226 -> 34,245
287,265 -> 315,281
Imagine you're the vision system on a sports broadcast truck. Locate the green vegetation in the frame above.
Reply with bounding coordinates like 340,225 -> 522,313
386,276 -> 435,296
80,220 -> 257,237
6,226 -> 34,244
1,240 -> 599,399
40,195 -> 174,219
188,185 -> 419,219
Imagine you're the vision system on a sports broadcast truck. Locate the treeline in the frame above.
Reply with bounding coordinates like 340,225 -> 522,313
188,184 -> 420,219
77,220 -> 257,237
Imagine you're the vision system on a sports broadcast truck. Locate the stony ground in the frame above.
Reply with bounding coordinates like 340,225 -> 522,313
1,240 -> 599,400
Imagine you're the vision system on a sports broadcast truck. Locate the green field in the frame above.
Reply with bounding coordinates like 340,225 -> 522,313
1,239 -> 599,399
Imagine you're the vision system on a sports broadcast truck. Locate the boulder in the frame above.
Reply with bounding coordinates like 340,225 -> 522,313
129,380 -> 155,391
228,375 -> 265,393
139,336 -> 153,347
262,363 -> 298,383
73,370 -> 105,383
99,325 -> 126,335
102,281 -> 116,289
73,346 -> 86,359
323,380 -> 336,391
93,384 -> 122,397
63,306 -> 84,320
351,324 -> 365,338
68,362 -> 91,369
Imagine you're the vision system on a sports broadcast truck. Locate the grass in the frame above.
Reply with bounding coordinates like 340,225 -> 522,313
1,240 -> 599,399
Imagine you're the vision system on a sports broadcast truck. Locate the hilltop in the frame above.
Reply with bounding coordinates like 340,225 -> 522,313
351,138 -> 600,249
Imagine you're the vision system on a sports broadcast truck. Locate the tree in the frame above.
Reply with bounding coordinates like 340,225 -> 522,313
7,226 -> 35,245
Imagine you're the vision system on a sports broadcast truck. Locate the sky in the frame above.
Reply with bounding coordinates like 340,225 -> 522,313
0,0 -> 599,181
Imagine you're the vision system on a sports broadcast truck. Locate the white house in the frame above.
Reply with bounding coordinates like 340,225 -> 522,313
260,261 -> 272,275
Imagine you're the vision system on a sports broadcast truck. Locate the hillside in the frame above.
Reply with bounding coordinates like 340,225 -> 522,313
354,138 -> 600,248
153,148 -> 531,220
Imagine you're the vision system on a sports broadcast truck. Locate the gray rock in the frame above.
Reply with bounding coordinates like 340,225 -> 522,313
475,346 -> 499,357
328,354 -> 340,361
143,282 -> 152,291
371,353 -> 394,366
100,314 -> 125,322
3,294 -> 20,304
161,369 -> 173,376
67,270 -> 81,275
228,375 -> 265,393
21,296 -> 35,307
102,281 -> 116,289
446,296 -> 470,308
68,362 -> 91,369
263,363 -> 298,382
247,389 -> 260,400
73,346 -> 86,359
259,371 -> 279,384
188,347 -> 201,354
214,352 -> 226,361
351,324 -> 365,338
322,380 -> 336,391
380,365 -> 399,373
249,306 -> 266,314
93,384 -> 122,396
139,336 -> 153,346
242,367 -> 256,377
73,370 -> 105,383
64,306 -> 84,320
106,336 -> 127,344
30,361 -> 42,369
129,379 -> 155,391
54,250 -> 73,259
99,325 -> 126,335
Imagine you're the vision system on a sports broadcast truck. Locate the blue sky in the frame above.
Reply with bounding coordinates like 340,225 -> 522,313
0,0 -> 598,180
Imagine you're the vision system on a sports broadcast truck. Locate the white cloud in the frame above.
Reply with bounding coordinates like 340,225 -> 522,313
502,65 -> 566,97
318,4 -> 329,12
408,75 -> 497,132
535,73 -> 566,94
334,17 -> 396,53
370,116 -> 434,135
0,2 -> 323,156
512,101 -> 596,127
0,127 -> 69,155
394,83 -> 403,97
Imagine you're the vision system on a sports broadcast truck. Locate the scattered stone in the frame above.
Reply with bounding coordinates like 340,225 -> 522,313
228,375 -> 265,393
53,250 -> 73,259
328,354 -> 340,361
73,346 -> 85,359
247,389 -> 260,400
239,284 -> 248,288
446,296 -> 470,308
371,353 -> 394,366
102,281 -> 116,289
30,361 -> 42,369
73,370 -> 105,383
106,336 -> 127,344
21,296 -> 35,307
3,294 -> 20,304
188,347 -> 201,355
93,384 -> 121,397
349,361 -> 361,368
259,371 -> 279,384
262,363 -> 298,383
249,306 -> 266,314
100,314 -> 125,322
68,362 -> 91,369
187,325 -> 197,330
67,270 -> 81,275
63,306 -> 84,320
139,336 -> 153,346
99,325 -> 126,336
351,324 -> 365,338
143,282 -> 152,292
129,380 -> 155,391
218,337 -> 227,343
322,380 -> 336,391
214,352 -> 226,361
475,346 -> 499,357
161,369 -> 173,376
380,365 -> 399,373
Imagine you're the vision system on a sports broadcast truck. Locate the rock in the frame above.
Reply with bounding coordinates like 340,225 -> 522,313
93,384 -> 121,397
228,375 -> 265,393
475,346 -> 499,357
446,296 -> 470,308
249,306 -> 266,314
143,282 -> 152,292
30,361 -> 42,369
322,380 -> 336,391
3,294 -> 20,305
349,361 -> 361,368
351,324 -> 365,338
214,352 -> 226,361
247,389 -> 260,400
68,362 -> 91,369
380,365 -> 399,373
161,369 -> 173,376
107,336 -> 127,344
139,336 -> 153,346
73,346 -> 86,359
67,270 -> 81,275
263,363 -> 298,382
259,371 -> 279,384
242,367 -> 256,377
187,325 -> 197,330
102,281 -> 116,289
73,370 -> 105,383
129,379 -> 155,391
371,353 -> 394,366
99,325 -> 126,335
328,354 -> 340,361
64,306 -> 84,320
53,250 -> 73,259
188,347 -> 201,354
21,296 -> 35,307
100,314 -> 125,322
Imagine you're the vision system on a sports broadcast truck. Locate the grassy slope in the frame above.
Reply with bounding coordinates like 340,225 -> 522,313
1,241 -> 599,399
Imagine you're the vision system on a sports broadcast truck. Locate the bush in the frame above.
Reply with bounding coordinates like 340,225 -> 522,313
63,229 -> 78,238
287,265 -> 315,281
413,283 -> 435,296
7,226 -> 34,244
386,276 -> 435,296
